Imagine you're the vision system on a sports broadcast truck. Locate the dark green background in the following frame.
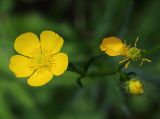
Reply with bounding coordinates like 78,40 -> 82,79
0,0 -> 160,119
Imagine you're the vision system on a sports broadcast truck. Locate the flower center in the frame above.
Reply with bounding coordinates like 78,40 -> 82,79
33,53 -> 55,70
35,54 -> 46,65
127,47 -> 141,60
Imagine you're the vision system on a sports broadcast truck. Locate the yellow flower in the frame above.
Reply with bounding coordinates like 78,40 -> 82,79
9,31 -> 68,87
125,79 -> 144,95
100,36 -> 151,68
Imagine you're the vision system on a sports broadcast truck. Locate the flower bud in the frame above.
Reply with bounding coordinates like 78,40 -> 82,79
125,78 -> 144,95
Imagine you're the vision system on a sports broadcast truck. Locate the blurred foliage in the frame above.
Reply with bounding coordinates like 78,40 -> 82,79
0,0 -> 160,119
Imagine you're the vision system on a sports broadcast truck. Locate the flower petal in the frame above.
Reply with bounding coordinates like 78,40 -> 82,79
100,37 -> 128,56
40,31 -> 64,55
27,68 -> 53,87
9,55 -> 36,77
50,53 -> 68,76
14,32 -> 41,57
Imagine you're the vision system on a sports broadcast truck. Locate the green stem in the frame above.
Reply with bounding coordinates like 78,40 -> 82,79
67,55 -> 127,77
67,54 -> 137,88
88,70 -> 118,78
67,54 -> 105,87
87,60 -> 125,77
67,54 -> 105,75
84,54 -> 105,74
67,63 -> 84,75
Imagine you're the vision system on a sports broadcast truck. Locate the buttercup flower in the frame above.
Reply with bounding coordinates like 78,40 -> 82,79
125,78 -> 144,95
9,30 -> 68,87
100,37 -> 151,68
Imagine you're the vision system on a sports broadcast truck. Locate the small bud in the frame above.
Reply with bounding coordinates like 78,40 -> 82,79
125,78 -> 144,95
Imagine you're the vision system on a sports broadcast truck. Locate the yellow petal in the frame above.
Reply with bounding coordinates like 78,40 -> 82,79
14,32 -> 41,57
9,55 -> 36,77
100,37 -> 128,56
40,31 -> 64,55
50,53 -> 68,76
27,68 -> 53,87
